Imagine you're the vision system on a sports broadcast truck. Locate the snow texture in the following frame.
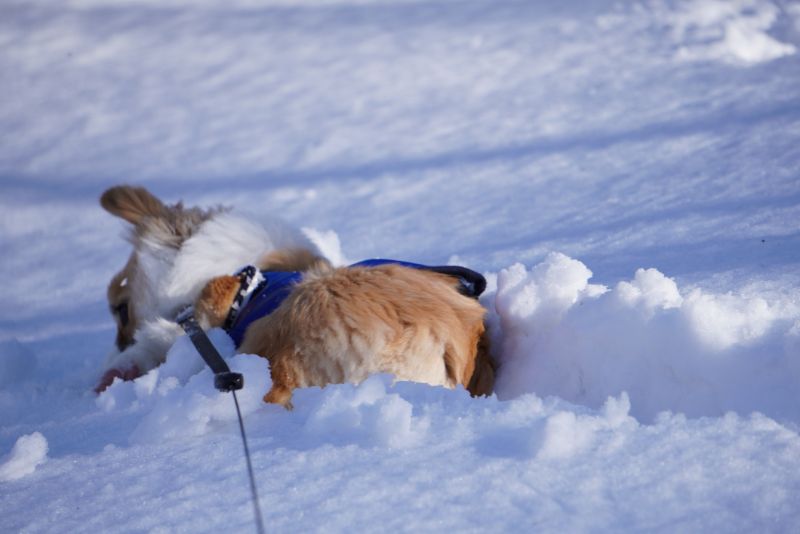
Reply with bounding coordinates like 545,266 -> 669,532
0,433 -> 48,482
665,0 -> 798,64
494,253 -> 800,423
1,0 -> 799,532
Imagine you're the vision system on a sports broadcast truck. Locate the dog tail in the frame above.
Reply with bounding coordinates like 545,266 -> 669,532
100,185 -> 168,225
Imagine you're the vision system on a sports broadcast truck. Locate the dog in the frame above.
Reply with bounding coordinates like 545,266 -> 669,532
98,185 -> 495,407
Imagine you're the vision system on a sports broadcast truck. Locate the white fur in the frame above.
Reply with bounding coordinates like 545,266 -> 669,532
110,211 -> 318,374
105,318 -> 185,373
166,212 -> 313,300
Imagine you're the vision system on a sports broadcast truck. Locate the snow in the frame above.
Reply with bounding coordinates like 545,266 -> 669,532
666,0 -> 798,64
0,433 -> 48,482
2,0 -> 800,532
0,339 -> 37,388
493,254 -> 800,423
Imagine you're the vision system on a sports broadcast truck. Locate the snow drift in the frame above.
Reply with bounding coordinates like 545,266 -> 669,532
493,253 -> 800,424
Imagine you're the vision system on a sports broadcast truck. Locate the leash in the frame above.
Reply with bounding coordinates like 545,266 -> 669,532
176,306 -> 266,534
170,259 -> 485,531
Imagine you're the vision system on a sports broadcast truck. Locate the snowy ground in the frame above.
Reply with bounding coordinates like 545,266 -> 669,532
2,0 -> 800,531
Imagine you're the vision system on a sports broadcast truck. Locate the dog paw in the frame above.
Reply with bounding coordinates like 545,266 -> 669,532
263,386 -> 294,410
94,364 -> 141,394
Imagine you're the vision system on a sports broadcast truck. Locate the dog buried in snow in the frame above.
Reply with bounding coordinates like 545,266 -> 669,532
98,185 -> 495,407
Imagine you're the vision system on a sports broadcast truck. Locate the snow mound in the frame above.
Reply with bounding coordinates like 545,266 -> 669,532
100,331 -> 424,449
665,0 -> 796,64
130,353 -> 271,444
493,253 -> 800,423
97,328 -> 271,443
294,375 -> 427,448
0,432 -> 48,482
97,327 -> 237,413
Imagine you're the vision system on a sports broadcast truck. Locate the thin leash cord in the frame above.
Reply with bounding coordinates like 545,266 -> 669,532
231,390 -> 266,534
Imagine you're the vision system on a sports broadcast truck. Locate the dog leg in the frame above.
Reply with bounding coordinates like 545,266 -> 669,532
263,355 -> 298,410
194,275 -> 241,329
96,318 -> 183,393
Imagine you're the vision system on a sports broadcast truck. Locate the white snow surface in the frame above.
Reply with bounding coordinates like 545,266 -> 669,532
2,0 -> 800,532
0,433 -> 48,482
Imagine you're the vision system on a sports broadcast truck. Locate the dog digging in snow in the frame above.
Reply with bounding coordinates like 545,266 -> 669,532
98,185 -> 495,407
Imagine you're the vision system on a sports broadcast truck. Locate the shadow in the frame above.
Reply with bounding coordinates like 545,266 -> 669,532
584,231 -> 800,284
3,97 -> 799,202
3,0 -> 621,37
209,97 -> 800,191
474,425 -> 543,459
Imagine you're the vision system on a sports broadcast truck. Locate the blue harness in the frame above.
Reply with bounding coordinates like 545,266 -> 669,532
225,259 -> 486,347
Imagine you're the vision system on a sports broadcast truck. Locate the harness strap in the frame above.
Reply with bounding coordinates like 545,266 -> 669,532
225,259 -> 487,348
350,259 -> 487,298
424,265 -> 486,298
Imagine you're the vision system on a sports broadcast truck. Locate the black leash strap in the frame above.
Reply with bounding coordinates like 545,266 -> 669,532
176,306 -> 266,534
231,389 -> 265,534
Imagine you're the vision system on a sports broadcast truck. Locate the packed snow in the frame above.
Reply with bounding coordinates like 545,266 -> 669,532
2,0 -> 799,532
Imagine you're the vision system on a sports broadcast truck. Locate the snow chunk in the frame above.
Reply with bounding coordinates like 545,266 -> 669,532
667,0 -> 796,65
0,432 -> 48,482
303,227 -> 349,266
602,391 -> 634,428
537,411 -> 595,460
299,375 -> 426,448
495,252 -> 604,332
684,290 -> 777,349
616,268 -> 682,312
534,393 -> 636,460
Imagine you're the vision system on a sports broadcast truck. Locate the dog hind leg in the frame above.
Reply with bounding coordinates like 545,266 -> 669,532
263,351 -> 302,410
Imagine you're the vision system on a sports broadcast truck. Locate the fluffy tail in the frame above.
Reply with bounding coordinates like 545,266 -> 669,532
100,185 -> 168,225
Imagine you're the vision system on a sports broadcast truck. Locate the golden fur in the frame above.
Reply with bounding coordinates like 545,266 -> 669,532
101,185 -> 495,406
196,264 -> 495,408
257,247 -> 332,273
